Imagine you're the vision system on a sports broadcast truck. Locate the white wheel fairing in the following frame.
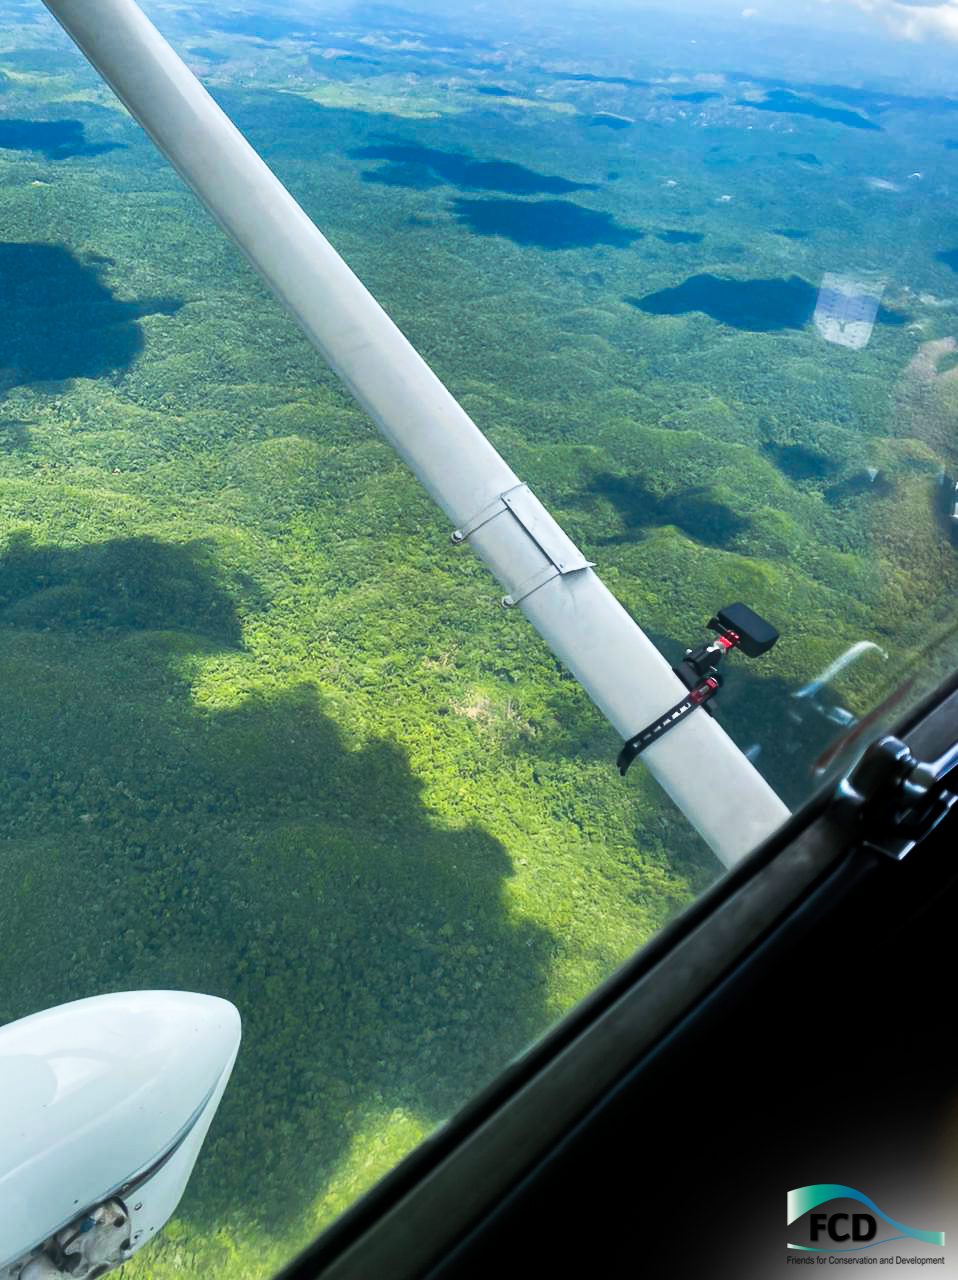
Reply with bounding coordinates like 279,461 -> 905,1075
0,991 -> 240,1269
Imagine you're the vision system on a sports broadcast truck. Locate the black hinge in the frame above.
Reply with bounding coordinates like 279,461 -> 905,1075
833,734 -> 958,860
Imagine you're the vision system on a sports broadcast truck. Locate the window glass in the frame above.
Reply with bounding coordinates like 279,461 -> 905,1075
0,0 -> 955,1275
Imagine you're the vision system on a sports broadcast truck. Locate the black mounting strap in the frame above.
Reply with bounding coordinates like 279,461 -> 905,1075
617,678 -> 720,776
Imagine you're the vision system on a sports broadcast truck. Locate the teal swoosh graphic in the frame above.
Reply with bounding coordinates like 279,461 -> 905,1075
787,1185 -> 945,1248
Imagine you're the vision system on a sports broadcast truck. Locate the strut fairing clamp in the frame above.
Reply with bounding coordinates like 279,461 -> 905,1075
618,604 -> 779,776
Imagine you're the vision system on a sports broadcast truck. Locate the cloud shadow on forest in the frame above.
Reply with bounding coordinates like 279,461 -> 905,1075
627,274 -> 817,331
656,230 -> 703,245
589,472 -> 751,548
779,151 -> 822,166
735,89 -> 881,131
352,142 -> 597,196
451,198 -> 643,250
626,273 -> 908,333
0,531 -> 557,1243
0,419 -> 30,451
0,48 -> 80,74
0,242 -> 182,390
363,162 -> 443,190
762,441 -> 837,482
672,90 -> 720,103
0,119 -> 126,160
824,469 -> 895,505
550,71 -> 650,88
206,12 -> 317,40
0,531 -> 259,643
188,46 -> 231,64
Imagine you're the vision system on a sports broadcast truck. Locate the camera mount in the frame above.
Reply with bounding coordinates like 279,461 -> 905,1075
617,603 -> 778,776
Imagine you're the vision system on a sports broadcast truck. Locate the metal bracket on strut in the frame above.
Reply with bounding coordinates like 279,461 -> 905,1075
502,563 -> 566,609
833,734 -> 958,860
451,482 -> 594,608
450,491 -> 513,545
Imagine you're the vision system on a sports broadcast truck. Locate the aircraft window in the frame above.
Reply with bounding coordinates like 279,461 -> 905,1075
0,0 -> 956,1276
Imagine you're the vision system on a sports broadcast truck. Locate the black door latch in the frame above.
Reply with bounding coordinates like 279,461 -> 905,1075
834,733 -> 958,860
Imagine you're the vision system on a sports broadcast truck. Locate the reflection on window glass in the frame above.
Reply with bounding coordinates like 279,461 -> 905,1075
0,0 -> 956,1274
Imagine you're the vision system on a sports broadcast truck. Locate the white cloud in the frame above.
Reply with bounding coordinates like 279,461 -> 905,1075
742,6 -> 760,15
830,0 -> 958,42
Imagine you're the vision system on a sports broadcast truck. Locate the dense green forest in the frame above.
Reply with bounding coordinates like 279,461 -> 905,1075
2,1 -> 958,1274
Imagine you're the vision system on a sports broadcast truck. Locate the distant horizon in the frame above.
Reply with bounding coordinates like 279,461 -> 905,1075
134,0 -> 958,91
228,0 -> 958,43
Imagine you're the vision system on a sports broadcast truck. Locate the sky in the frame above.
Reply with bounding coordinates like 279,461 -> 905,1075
517,0 -> 958,87
137,0 -> 958,84
828,0 -> 958,40
740,0 -> 958,40
511,0 -> 958,45
568,0 -> 957,36
223,0 -> 958,47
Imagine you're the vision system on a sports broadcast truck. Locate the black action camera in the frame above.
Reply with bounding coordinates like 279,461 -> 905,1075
709,603 -> 779,659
